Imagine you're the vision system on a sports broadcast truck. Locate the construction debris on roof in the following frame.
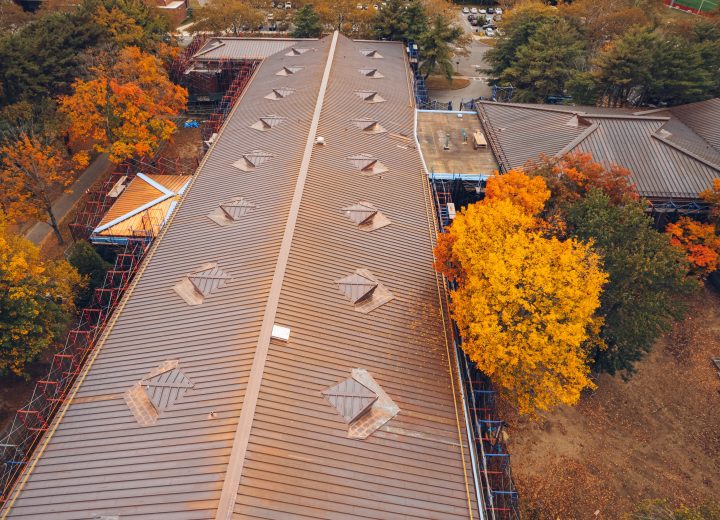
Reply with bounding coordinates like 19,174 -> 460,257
90,173 -> 191,245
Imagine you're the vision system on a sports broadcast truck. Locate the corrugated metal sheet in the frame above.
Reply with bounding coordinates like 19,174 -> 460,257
669,98 -> 720,154
5,35 -> 477,520
193,37 -> 316,61
477,101 -> 720,200
5,36 -> 333,520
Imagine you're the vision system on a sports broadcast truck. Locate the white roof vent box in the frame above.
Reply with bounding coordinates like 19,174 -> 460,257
271,324 -> 291,342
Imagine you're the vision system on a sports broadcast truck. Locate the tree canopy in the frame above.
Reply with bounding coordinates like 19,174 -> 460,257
60,46 -> 187,163
193,0 -> 264,35
0,221 -> 81,376
565,190 -> 696,375
435,195 -> 607,414
292,5 -> 323,38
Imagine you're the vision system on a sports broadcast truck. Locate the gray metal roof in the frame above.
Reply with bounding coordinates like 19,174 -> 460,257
192,37 -> 317,61
476,100 -> 720,200
667,98 -> 720,154
4,34 -> 478,520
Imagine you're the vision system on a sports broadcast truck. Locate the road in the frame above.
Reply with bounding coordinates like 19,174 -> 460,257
426,10 -> 495,108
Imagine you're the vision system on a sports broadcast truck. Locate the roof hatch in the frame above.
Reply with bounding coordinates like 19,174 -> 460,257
265,87 -> 296,100
207,197 -> 256,226
341,201 -> 391,231
347,153 -> 388,176
354,90 -> 386,103
250,115 -> 285,132
233,150 -> 273,172
359,68 -> 384,78
335,268 -> 394,313
174,262 -> 231,305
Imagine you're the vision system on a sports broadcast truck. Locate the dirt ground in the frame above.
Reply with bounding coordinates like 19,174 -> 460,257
501,287 -> 720,519
425,75 -> 472,90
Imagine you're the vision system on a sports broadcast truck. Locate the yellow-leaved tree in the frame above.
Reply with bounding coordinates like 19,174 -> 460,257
0,221 -> 81,375
435,194 -> 607,414
59,46 -> 187,163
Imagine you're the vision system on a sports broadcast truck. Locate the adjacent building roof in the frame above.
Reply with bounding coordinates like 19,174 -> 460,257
91,173 -> 191,244
476,100 -> 720,200
192,37 -> 317,61
3,33 -> 478,520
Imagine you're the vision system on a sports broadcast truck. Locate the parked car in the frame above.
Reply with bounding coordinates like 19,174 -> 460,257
479,8 -> 486,14
470,7 -> 478,13
467,14 -> 476,20
462,6 -> 469,13
487,7 -> 494,14
373,4 -> 379,9
485,14 -> 493,22
485,27 -> 495,37
284,1 -> 292,8
495,7 -> 502,14
470,18 -> 479,25
269,22 -> 277,31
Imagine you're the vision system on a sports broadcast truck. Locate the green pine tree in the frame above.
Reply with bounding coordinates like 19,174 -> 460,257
291,5 -> 323,38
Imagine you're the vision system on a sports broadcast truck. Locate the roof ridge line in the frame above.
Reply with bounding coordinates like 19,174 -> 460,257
555,122 -> 600,157
213,31 -> 340,520
651,133 -> 720,172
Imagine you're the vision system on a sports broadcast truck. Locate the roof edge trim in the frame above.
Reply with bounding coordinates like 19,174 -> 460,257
651,133 -> 720,172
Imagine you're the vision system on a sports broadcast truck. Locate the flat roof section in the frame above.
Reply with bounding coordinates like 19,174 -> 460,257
417,111 -> 498,177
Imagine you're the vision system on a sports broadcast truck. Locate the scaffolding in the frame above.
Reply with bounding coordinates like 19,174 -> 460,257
0,236 -> 152,505
430,180 -> 521,520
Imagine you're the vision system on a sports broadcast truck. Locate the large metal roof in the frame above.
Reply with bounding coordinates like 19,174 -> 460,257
476,100 -> 720,200
192,37 -> 317,61
3,34 -> 478,520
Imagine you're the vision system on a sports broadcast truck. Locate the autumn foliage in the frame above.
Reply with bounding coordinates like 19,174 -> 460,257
0,221 -> 81,375
485,168 -> 550,217
667,217 -> 720,276
0,133 -> 88,242
60,46 -> 187,163
435,189 -> 607,414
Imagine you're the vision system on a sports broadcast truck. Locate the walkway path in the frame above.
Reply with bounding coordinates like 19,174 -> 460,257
25,154 -> 111,245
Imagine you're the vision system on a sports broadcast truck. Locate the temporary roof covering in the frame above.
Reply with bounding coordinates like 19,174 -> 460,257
476,99 -> 720,200
91,173 -> 191,243
4,34 -> 478,520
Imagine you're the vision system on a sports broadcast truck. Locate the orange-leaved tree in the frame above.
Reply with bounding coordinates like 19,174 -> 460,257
484,168 -> 551,216
434,198 -> 607,414
60,46 -> 187,163
0,132 -> 89,243
0,220 -> 81,375
526,152 -> 638,211
666,217 -> 720,276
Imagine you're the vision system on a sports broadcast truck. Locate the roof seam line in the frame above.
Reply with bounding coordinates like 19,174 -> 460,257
554,122 -> 599,158
213,30 -> 340,520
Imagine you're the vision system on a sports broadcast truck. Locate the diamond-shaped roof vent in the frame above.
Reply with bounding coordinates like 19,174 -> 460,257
360,49 -> 383,59
143,367 -> 194,412
233,150 -> 273,172
265,87 -> 296,100
354,90 -> 386,103
336,268 -> 394,313
347,153 -> 388,176
207,197 -> 256,226
351,119 -> 386,134
359,68 -> 384,78
286,47 -> 310,56
341,202 -> 391,231
276,66 -> 303,76
250,115 -> 285,132
336,271 -> 378,304
174,262 -> 231,305
322,377 -> 377,423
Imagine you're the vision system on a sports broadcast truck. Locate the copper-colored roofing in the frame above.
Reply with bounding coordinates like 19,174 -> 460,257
4,34 -> 477,519
476,100 -> 720,200
193,37 -> 318,61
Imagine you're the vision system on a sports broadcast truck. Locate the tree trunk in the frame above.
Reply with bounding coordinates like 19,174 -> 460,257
47,205 -> 64,245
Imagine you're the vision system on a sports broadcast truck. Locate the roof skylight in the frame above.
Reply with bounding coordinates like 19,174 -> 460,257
265,87 -> 296,100
347,153 -> 388,176
250,115 -> 285,132
359,68 -> 384,78
233,150 -> 273,172
174,262 -> 231,305
354,90 -> 386,103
